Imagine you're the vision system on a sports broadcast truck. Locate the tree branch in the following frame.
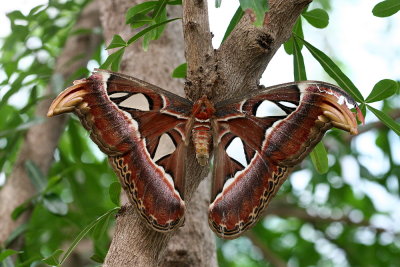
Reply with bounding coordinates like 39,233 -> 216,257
182,0 -> 214,100
0,1 -> 102,246
266,201 -> 392,234
216,0 -> 312,100
246,231 -> 288,267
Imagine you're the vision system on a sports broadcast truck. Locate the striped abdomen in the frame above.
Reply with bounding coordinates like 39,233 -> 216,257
192,120 -> 212,166
191,95 -> 215,166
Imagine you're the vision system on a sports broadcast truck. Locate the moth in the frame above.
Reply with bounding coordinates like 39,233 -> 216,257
47,69 -> 363,239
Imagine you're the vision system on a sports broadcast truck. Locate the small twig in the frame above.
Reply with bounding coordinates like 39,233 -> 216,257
266,202 -> 393,234
312,224 -> 360,265
344,109 -> 400,142
246,231 -> 288,267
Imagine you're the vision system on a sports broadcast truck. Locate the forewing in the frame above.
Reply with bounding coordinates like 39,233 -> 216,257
47,69 -> 193,231
209,81 -> 363,239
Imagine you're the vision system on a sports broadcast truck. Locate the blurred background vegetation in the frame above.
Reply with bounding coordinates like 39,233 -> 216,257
0,0 -> 399,266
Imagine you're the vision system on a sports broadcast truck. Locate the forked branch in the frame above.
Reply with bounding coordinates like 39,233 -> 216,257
217,0 -> 312,99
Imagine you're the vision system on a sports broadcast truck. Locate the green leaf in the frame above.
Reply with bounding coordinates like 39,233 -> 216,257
284,18 -> 303,55
293,37 -> 307,81
367,105 -> 400,136
215,0 -> 222,8
221,7 -> 244,43
42,249 -> 63,266
172,63 -> 187,78
28,5 -> 45,17
142,5 -> 168,50
106,34 -> 127,49
111,48 -> 125,72
359,103 -> 367,118
372,0 -> 400,17
109,182 -> 121,206
43,194 -> 68,216
168,0 -> 182,4
310,142 -> 329,174
365,79 -> 398,103
25,160 -> 46,192
296,36 -> 364,103
126,1 -> 157,24
92,208 -> 114,241
128,14 -> 153,28
6,10 -> 26,21
90,253 -> 105,263
11,201 -> 31,220
44,175 -> 63,192
153,6 -> 168,40
0,249 -> 20,262
397,81 -> 400,94
127,18 -> 180,45
239,0 -> 268,27
100,48 -> 125,71
59,207 -> 119,265
152,0 -> 168,19
302,8 -> 329,28
142,33 -> 152,51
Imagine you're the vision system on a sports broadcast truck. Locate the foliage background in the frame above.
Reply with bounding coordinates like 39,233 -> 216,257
0,0 -> 399,266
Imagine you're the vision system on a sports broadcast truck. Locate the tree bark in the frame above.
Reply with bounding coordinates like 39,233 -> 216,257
0,0 -> 102,246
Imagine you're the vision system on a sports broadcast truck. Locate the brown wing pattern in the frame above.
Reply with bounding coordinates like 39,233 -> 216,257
47,69 -> 193,231
209,81 -> 363,239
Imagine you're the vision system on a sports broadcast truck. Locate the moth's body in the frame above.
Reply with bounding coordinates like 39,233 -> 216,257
191,95 -> 215,166
47,69 -> 363,239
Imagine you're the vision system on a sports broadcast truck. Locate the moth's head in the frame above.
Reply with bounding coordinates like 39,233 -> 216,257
192,95 -> 215,120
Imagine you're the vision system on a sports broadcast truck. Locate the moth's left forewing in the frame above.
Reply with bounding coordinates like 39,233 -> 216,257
209,82 -> 361,239
48,69 -> 192,232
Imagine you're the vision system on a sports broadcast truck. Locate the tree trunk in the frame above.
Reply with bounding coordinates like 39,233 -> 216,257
0,0 -> 102,246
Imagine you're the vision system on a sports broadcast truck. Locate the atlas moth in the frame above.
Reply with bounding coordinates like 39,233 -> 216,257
48,69 -> 363,239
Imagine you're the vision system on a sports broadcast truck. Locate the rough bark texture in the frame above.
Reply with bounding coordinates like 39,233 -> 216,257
182,0 -> 215,100
0,1 -> 102,245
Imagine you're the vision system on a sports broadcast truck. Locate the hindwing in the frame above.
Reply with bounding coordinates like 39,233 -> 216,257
208,81 -> 363,238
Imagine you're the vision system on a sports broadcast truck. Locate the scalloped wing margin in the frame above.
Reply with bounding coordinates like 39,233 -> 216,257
209,81 -> 362,239
48,70 -> 193,231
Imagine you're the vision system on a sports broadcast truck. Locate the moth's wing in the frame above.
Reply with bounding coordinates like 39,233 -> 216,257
48,69 -> 193,232
209,81 -> 363,239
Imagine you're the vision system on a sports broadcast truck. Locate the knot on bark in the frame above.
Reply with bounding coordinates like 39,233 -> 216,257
116,204 -> 131,217
256,32 -> 274,52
